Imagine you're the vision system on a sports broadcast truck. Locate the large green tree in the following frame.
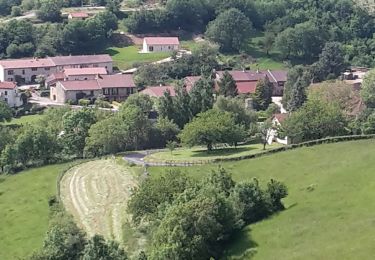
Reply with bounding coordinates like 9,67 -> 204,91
252,77 -> 273,111
218,71 -> 238,97
179,109 -> 246,151
0,101 -> 12,122
205,8 -> 253,52
361,69 -> 375,108
37,0 -> 62,22
189,76 -> 214,116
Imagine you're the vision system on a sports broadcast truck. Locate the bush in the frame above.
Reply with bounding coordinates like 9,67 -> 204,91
94,99 -> 112,108
78,99 -> 91,106
66,99 -> 76,105
11,6 -> 22,17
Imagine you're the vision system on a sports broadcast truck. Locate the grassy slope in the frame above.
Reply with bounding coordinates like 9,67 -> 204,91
145,143 -> 283,163
0,163 -> 71,260
148,140 -> 375,259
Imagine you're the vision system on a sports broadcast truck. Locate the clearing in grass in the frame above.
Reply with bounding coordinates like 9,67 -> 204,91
148,139 -> 375,259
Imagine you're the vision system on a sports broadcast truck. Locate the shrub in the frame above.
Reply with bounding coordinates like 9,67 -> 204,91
78,99 -> 91,106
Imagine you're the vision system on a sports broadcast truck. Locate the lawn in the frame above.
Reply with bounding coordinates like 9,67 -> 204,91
3,114 -> 44,126
148,139 -> 375,259
105,45 -> 172,70
0,163 -> 72,260
144,143 -> 283,163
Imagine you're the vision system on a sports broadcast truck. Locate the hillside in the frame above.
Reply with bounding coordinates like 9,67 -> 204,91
149,139 -> 375,259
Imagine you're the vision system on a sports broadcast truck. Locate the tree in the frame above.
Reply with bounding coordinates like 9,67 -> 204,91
128,170 -> 191,224
252,77 -> 273,111
106,0 -> 121,15
123,93 -> 153,114
257,119 -> 273,150
214,96 -> 257,129
82,235 -> 127,260
173,84 -> 192,128
189,76 -> 214,116
267,179 -> 288,211
11,6 -> 22,17
0,101 -> 12,122
61,109 -> 96,157
166,140 -> 177,155
205,8 -> 253,52
158,89 -> 175,122
179,109 -> 246,151
314,42 -> 347,80
218,71 -> 238,97
261,31 -> 275,55
151,117 -> 180,148
37,0 -> 62,22
281,99 -> 347,143
361,69 -> 375,108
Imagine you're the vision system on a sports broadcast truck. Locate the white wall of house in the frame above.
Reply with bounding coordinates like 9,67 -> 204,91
142,42 -> 179,53
2,67 -> 57,83
52,82 -> 101,103
0,62 -> 113,84
0,88 -> 22,107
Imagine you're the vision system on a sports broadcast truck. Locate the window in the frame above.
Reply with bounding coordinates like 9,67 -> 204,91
103,88 -> 109,95
4,91 -> 7,96
93,64 -> 98,67
22,70 -> 25,75
45,67 -> 50,71
4,98 -> 8,103
90,90 -> 94,96
32,68 -> 37,71
8,78 -> 13,81
149,46 -> 154,52
7,70 -> 14,75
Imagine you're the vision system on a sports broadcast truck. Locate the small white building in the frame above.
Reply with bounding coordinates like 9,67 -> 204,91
142,37 -> 180,53
0,81 -> 23,107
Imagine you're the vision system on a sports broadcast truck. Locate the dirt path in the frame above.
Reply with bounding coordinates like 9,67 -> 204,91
60,159 -> 137,242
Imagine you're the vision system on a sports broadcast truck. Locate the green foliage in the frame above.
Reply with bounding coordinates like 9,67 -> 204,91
206,8 -> 253,52
281,99 -> 347,143
128,170 -> 191,224
218,71 -> 238,97
78,99 -> 91,106
189,76 -> 214,116
124,93 -> 153,113
62,109 -> 96,157
0,101 -> 13,123
36,0 -> 62,22
179,109 -> 246,151
252,77 -> 273,111
361,69 -> 375,108
82,235 -> 128,260
11,6 -> 22,17
214,96 -> 257,129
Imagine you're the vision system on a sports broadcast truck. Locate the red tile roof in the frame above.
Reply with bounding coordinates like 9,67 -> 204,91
236,81 -> 258,94
0,55 -> 113,69
59,80 -> 100,91
69,12 -> 89,18
0,81 -> 16,89
51,55 -> 112,66
46,72 -> 65,85
64,67 -> 108,76
184,76 -> 201,92
273,113 -> 288,124
140,86 -> 176,97
144,37 -> 180,45
0,58 -> 55,69
266,70 -> 287,83
98,74 -> 135,88
217,70 -> 267,82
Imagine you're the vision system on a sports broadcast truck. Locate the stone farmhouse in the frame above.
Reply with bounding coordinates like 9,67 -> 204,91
142,37 -> 180,53
0,54 -> 113,84
0,81 -> 23,107
50,74 -> 136,103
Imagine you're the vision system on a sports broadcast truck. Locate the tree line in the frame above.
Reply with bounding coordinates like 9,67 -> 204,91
0,11 -> 117,59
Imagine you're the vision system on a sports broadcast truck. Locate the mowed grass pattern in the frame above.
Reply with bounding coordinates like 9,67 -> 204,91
148,140 -> 375,259
0,163 -> 70,260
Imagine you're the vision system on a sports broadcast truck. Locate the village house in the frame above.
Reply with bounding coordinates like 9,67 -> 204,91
215,70 -> 287,96
50,74 -> 136,103
140,86 -> 176,97
0,54 -> 113,84
142,37 -> 180,53
46,67 -> 108,87
0,81 -> 23,107
68,12 -> 90,20
270,113 -> 290,145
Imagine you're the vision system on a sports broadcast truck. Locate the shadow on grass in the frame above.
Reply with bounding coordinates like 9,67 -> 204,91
222,226 -> 258,259
190,147 -> 254,158
105,48 -> 120,56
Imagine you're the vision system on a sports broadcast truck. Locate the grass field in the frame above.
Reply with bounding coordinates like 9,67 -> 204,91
105,45 -> 172,70
0,163 -> 71,260
144,143 -> 283,163
148,139 -> 375,259
3,114 -> 44,126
